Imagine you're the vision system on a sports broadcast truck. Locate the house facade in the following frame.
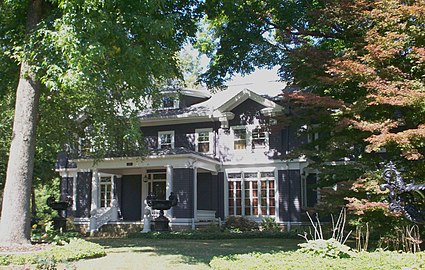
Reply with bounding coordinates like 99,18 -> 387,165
56,88 -> 318,232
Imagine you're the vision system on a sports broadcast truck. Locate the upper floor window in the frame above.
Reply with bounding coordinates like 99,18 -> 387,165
233,128 -> 247,150
232,126 -> 269,151
195,128 -> 213,153
251,127 -> 268,149
100,176 -> 113,208
158,131 -> 174,149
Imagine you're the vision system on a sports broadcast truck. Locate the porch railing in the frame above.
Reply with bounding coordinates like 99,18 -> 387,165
89,200 -> 119,235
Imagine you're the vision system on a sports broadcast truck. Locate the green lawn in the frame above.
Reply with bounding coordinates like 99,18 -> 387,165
73,238 -> 301,270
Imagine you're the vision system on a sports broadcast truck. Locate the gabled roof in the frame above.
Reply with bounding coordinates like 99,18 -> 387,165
139,88 -> 283,126
194,88 -> 283,113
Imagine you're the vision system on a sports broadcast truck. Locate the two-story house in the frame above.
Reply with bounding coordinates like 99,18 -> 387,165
56,87 -> 318,233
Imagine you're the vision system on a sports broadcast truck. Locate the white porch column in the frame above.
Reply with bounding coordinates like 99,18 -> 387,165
110,175 -> 120,221
193,166 -> 198,221
165,165 -> 173,218
91,170 -> 99,212
166,165 -> 173,198
72,174 -> 77,211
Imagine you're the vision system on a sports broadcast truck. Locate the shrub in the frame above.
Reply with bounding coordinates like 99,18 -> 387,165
261,217 -> 281,232
31,221 -> 81,245
297,238 -> 354,258
223,216 -> 259,232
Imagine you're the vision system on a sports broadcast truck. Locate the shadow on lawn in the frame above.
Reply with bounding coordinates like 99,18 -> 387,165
88,237 -> 301,265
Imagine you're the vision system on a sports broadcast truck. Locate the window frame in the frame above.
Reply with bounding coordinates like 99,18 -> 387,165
99,176 -> 113,208
232,126 -> 247,150
158,130 -> 175,149
231,125 -> 269,151
227,171 -> 276,217
195,128 -> 213,154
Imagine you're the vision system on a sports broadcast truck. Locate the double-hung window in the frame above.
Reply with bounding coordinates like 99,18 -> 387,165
195,128 -> 213,153
233,128 -> 247,150
100,176 -> 113,208
232,126 -> 269,151
251,127 -> 268,149
228,171 -> 276,217
158,131 -> 174,149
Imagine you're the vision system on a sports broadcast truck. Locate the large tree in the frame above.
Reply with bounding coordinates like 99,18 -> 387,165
0,0 -> 199,245
198,0 -> 425,218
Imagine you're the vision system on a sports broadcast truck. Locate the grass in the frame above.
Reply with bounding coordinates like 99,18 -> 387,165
74,237 -> 301,270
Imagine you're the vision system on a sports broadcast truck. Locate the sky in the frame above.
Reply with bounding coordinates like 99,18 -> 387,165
226,67 -> 286,97
190,45 -> 286,97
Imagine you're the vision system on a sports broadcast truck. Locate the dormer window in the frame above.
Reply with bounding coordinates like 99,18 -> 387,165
158,131 -> 174,149
161,96 -> 179,109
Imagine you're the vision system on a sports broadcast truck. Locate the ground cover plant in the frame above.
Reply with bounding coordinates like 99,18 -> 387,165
209,250 -> 425,270
0,238 -> 105,267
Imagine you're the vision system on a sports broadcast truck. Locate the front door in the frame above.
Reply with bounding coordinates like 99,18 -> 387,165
121,175 -> 142,221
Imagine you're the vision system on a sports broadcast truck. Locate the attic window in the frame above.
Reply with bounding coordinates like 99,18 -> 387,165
161,96 -> 179,109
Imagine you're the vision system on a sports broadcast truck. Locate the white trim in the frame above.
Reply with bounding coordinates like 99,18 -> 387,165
193,167 -> 198,220
217,89 -> 284,113
158,130 -> 175,149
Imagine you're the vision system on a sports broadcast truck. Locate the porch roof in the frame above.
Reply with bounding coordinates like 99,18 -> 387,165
58,147 -> 220,176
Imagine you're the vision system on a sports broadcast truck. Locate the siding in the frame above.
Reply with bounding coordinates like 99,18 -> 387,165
229,99 -> 266,126
216,173 -> 225,219
75,172 -> 92,218
173,168 -> 194,218
197,173 -> 213,210
282,125 -> 308,154
278,170 -> 301,222
141,122 -> 218,150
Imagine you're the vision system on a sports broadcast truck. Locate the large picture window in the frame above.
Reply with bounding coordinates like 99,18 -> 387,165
228,171 -> 275,217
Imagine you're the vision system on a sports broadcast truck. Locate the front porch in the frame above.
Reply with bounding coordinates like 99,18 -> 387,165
57,149 -> 224,233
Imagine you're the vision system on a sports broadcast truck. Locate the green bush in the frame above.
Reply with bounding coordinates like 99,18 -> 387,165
297,238 -> 354,258
31,221 -> 81,245
0,238 -> 105,266
210,250 -> 425,270
261,217 -> 281,232
223,216 -> 259,232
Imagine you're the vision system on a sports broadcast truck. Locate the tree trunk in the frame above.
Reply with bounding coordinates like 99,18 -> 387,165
0,0 -> 42,246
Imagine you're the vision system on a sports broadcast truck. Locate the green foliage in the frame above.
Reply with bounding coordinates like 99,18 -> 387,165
261,217 -> 281,232
223,216 -> 259,232
210,250 -> 425,270
33,178 -> 61,224
0,238 -> 105,266
31,221 -> 80,245
298,238 -> 354,259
